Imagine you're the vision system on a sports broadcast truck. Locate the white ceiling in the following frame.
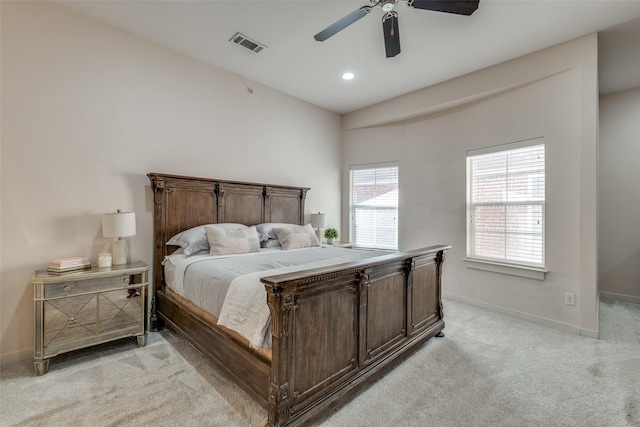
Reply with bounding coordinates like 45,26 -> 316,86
57,0 -> 640,114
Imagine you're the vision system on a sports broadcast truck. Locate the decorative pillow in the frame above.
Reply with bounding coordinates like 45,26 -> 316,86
166,223 -> 248,256
205,225 -> 260,256
273,223 -> 320,250
255,223 -> 298,242
260,238 -> 281,248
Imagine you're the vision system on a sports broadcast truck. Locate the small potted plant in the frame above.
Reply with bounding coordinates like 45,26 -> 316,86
324,228 -> 339,245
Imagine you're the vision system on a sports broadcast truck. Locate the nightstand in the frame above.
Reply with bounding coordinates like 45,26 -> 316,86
33,261 -> 149,375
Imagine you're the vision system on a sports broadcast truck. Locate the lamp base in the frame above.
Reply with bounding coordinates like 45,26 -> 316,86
112,239 -> 129,265
315,228 -> 324,244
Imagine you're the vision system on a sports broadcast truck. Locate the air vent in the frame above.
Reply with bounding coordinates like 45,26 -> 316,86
229,32 -> 267,53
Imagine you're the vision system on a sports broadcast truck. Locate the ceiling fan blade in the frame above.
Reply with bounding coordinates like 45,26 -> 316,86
382,12 -> 401,58
408,0 -> 479,16
314,6 -> 372,41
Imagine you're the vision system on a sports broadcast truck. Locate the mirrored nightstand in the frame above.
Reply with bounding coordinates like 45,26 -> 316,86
33,261 -> 149,375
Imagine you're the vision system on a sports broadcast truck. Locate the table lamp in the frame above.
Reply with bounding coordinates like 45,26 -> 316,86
310,212 -> 327,243
102,209 -> 136,265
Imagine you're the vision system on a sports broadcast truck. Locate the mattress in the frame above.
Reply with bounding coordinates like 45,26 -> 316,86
163,246 -> 387,348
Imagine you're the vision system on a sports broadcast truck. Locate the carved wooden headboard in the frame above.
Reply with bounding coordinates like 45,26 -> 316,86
148,173 -> 309,287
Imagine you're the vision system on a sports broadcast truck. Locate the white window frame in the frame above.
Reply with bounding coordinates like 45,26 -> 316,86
349,162 -> 399,250
465,138 -> 547,280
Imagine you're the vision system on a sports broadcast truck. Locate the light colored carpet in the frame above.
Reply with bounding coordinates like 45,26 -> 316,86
1,299 -> 638,426
327,299 -> 640,427
0,328 -> 266,427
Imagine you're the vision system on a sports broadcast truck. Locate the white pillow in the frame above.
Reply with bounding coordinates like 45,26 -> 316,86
166,223 -> 248,256
205,225 -> 261,255
255,223 -> 298,242
273,223 -> 320,250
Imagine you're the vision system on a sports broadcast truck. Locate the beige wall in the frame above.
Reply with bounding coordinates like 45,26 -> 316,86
1,1 -> 611,363
599,88 -> 640,301
0,2 -> 342,362
342,35 -> 599,336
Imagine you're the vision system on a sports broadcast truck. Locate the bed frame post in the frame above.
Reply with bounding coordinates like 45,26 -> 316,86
266,288 -> 295,427
149,174 -> 167,331
263,187 -> 271,223
299,189 -> 308,225
435,249 -> 446,337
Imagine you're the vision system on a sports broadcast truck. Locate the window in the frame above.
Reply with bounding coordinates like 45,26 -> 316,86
466,138 -> 545,268
350,163 -> 398,250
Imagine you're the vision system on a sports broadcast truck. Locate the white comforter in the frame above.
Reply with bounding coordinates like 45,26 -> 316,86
164,246 -> 387,349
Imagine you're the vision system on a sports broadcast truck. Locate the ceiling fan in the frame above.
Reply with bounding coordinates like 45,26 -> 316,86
314,0 -> 480,58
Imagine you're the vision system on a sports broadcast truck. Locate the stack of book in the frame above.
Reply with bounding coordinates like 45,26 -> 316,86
47,257 -> 91,275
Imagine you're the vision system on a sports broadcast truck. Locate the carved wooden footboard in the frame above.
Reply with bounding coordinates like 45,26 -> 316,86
262,245 -> 449,426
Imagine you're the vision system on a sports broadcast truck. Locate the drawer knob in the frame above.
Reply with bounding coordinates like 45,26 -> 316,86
64,286 -> 71,292
67,317 -> 77,326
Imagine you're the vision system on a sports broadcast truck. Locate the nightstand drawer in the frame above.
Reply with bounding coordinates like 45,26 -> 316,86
45,274 -> 130,298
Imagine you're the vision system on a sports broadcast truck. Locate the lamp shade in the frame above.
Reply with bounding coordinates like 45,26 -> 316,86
102,211 -> 136,238
310,213 -> 327,229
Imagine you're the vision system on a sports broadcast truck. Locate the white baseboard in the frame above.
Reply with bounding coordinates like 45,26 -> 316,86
443,294 -> 598,339
599,291 -> 640,305
0,348 -> 32,368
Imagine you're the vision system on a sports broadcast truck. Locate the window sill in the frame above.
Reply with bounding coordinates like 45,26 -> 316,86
463,258 -> 547,280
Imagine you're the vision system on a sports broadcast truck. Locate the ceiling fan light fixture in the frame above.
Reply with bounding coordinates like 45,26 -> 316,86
381,0 -> 396,12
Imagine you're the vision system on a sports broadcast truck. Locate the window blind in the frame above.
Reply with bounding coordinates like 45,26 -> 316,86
350,163 -> 398,250
466,139 -> 545,267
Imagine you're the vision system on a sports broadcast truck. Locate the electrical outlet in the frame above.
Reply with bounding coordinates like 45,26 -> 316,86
565,292 -> 576,306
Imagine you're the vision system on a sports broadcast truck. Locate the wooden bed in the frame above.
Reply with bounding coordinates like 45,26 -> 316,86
148,172 -> 450,427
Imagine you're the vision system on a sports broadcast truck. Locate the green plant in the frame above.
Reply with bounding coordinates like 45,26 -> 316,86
324,228 -> 339,240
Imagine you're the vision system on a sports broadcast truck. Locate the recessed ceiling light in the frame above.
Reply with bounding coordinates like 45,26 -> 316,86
342,72 -> 355,81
